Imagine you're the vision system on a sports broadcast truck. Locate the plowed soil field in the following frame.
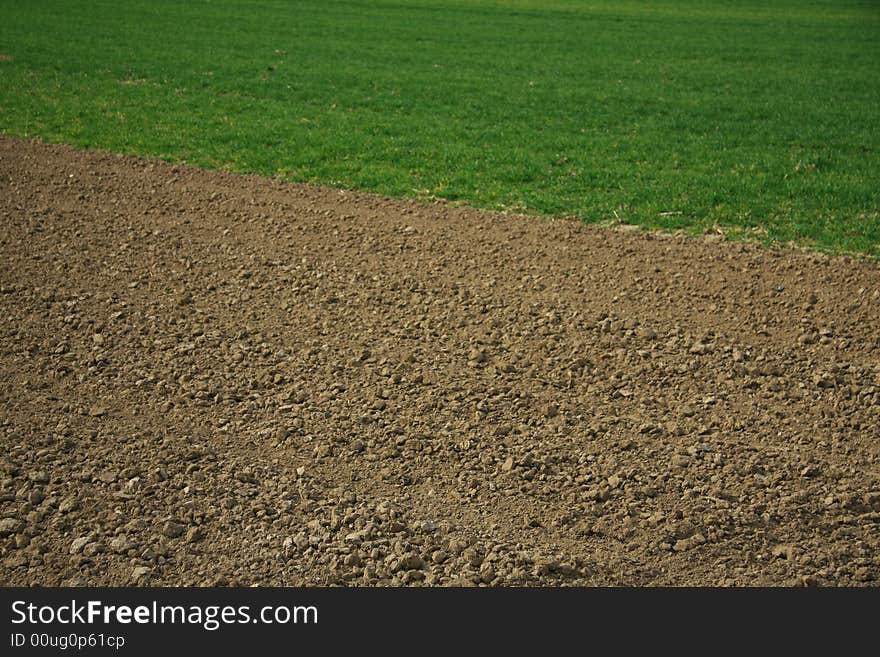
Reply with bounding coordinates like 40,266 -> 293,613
1,136 -> 878,586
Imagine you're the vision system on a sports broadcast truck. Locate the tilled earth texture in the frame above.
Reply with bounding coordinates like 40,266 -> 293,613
1,136 -> 879,587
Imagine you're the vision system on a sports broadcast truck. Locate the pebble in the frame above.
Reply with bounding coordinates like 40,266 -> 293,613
398,554 -> 425,570
69,536 -> 93,554
468,348 -> 487,364
186,527 -> 204,543
235,470 -> 258,484
0,518 -> 24,537
771,544 -> 796,560
344,531 -> 364,544
109,536 -> 136,553
131,566 -> 151,582
362,565 -> 377,582
98,470 -> 118,484
6,555 -> 29,569
58,497 -> 80,513
29,471 -> 50,484
672,534 -> 706,552
462,548 -> 483,567
161,521 -> 186,539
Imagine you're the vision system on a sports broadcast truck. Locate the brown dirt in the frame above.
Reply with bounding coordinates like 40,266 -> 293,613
1,135 -> 879,587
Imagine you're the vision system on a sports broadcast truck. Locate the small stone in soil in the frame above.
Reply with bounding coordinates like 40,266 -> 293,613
161,521 -> 186,539
69,536 -> 93,554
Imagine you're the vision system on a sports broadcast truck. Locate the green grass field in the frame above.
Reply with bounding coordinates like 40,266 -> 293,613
1,0 -> 878,256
